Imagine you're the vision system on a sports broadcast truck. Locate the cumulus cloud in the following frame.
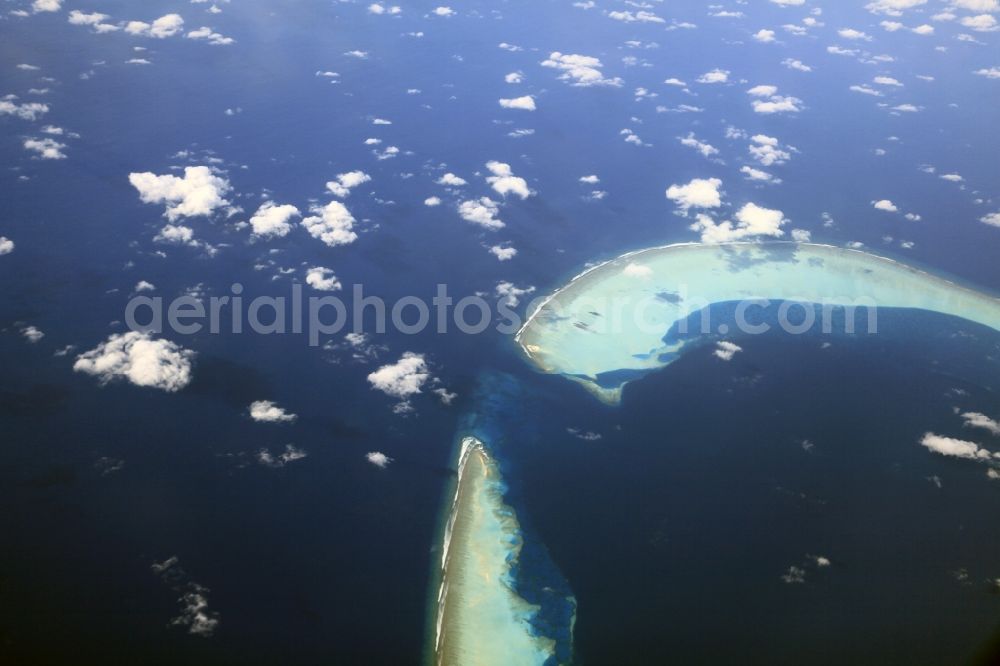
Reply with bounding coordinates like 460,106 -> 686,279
974,67 -> 1000,78
666,177 -> 723,212
302,201 -> 358,247
622,262 -> 653,278
326,170 -> 371,198
367,352 -> 430,400
155,224 -> 196,246
951,0 -> 999,11
495,281 -> 536,307
129,166 -> 232,220
249,201 -> 300,238
74,332 -> 194,392
748,135 -> 792,166
249,400 -> 297,423
437,172 -> 467,187
68,10 -> 117,32
714,341 -> 743,361
697,68 -> 730,84
0,98 -> 49,121
873,199 -> 899,212
366,451 -> 392,468
980,212 -> 1000,227
257,444 -> 308,468
125,14 -> 185,39
679,133 -> 719,158
866,0 -> 927,15
920,432 -> 998,460
485,161 -> 532,198
839,28 -> 873,40
608,10 -> 664,23
541,52 -> 623,87
458,198 -> 504,229
741,166 -> 781,183
24,136 -> 66,159
32,0 -> 62,13
0,237 -> 13,256
961,14 -> 998,30
489,244 -> 517,261
424,196 -> 442,206
753,29 -> 777,42
305,266 -> 341,291
749,86 -> 803,114
499,95 -> 536,110
187,27 -> 234,45
689,203 -> 788,243
962,412 -> 1000,435
782,58 -> 812,72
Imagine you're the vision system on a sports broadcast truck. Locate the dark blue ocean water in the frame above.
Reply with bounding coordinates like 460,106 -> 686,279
2,1 -> 1000,663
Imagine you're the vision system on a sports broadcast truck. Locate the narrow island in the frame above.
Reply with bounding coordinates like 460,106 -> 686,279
431,436 -> 560,666
516,242 -> 1000,404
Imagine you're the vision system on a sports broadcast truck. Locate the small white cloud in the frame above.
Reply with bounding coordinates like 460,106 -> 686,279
980,212 -> 1000,227
437,173 -> 467,187
622,262 -> 653,278
257,444 -> 308,468
873,199 -> 899,212
782,58 -> 812,72
125,14 -> 185,39
920,432 -> 997,460
962,412 -> 1000,436
432,6 -> 455,17
489,244 -> 517,261
367,352 -> 430,399
541,52 -> 623,87
458,198 -> 504,230
302,201 -> 358,247
326,170 -> 371,198
129,166 -> 231,220
366,451 -> 392,468
697,68 -> 730,84
187,26 -> 234,45
666,177 -> 723,211
714,341 -> 743,361
0,237 -> 14,256
498,95 -> 536,110
839,28 -> 873,40
753,29 -> 776,42
485,161 -> 532,199
974,67 -> 1000,78
24,136 -> 67,159
961,14 -> 998,30
21,325 -> 44,343
32,0 -> 62,13
0,99 -> 50,121
424,196 -> 442,207
679,133 -> 719,158
495,281 -> 536,307
305,266 -> 341,292
249,400 -> 297,423
74,332 -> 194,392
690,203 -> 788,243
865,0 -> 927,16
249,201 -> 300,239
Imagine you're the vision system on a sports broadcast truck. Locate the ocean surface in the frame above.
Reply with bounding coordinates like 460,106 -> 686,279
2,0 -> 1000,663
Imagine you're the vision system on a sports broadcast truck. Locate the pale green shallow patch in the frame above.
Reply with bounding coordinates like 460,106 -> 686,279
433,436 -> 555,666
516,242 -> 1000,404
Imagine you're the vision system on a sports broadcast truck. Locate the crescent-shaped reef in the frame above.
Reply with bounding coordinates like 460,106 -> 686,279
516,242 -> 1000,404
